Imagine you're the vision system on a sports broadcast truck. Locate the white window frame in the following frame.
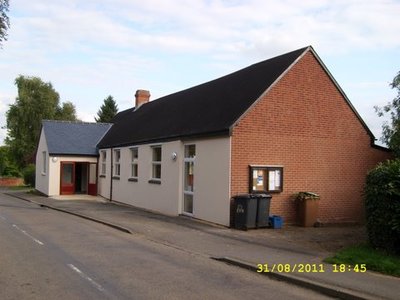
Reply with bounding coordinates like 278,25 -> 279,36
130,147 -> 138,180
42,151 -> 47,175
113,149 -> 121,177
183,144 -> 196,215
150,145 -> 162,182
100,150 -> 107,176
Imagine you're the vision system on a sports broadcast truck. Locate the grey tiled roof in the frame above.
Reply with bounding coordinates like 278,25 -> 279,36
42,120 -> 112,156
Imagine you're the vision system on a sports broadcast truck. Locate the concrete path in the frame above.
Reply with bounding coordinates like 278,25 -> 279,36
5,190 -> 400,300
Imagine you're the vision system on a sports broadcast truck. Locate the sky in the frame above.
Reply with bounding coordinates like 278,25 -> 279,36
1,0 -> 399,146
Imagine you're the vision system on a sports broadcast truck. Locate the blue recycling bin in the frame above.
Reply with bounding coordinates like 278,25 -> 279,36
269,215 -> 283,229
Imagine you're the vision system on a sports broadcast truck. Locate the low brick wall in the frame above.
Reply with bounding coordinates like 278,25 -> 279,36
0,177 -> 24,187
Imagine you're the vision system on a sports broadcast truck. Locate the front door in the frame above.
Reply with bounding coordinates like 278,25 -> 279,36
60,162 -> 75,195
183,145 -> 196,215
88,163 -> 97,196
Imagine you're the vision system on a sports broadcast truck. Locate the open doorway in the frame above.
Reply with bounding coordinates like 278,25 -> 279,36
60,162 -> 97,195
75,163 -> 88,194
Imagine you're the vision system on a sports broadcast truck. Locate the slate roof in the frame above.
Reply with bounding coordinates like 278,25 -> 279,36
98,47 -> 309,148
42,120 -> 112,156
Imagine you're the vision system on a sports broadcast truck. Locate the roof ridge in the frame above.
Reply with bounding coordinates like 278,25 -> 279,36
42,120 -> 112,126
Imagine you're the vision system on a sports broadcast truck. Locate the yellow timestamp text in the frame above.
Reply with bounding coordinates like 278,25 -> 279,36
256,263 -> 367,273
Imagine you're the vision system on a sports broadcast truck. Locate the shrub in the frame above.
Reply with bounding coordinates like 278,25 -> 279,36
22,164 -> 36,187
365,159 -> 400,255
2,165 -> 21,177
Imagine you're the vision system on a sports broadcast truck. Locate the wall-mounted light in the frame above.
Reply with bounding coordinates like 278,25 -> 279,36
171,152 -> 177,161
51,157 -> 58,163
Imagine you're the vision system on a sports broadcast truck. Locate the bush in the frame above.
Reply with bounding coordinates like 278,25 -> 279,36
365,159 -> 400,255
2,165 -> 21,177
22,164 -> 36,187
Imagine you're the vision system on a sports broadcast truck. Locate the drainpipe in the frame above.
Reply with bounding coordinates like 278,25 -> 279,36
109,148 -> 113,202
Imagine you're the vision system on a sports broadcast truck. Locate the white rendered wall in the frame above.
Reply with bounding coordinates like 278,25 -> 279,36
35,129 -> 50,195
98,136 -> 231,226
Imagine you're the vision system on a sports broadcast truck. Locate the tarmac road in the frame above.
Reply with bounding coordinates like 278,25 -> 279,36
0,192 -> 333,300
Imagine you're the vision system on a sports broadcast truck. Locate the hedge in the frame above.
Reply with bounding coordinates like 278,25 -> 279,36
22,164 -> 36,187
365,159 -> 400,255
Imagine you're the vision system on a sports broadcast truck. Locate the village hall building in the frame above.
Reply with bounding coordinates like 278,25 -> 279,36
35,46 -> 391,226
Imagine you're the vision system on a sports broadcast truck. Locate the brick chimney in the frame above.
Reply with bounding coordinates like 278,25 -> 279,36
135,90 -> 150,108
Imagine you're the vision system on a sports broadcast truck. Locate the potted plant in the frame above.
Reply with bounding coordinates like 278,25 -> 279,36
296,192 -> 320,227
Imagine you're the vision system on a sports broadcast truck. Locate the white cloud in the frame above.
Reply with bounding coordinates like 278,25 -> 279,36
1,0 -> 399,146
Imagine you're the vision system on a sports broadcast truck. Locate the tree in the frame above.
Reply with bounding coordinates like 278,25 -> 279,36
0,145 -> 20,177
95,95 -> 118,123
56,101 -> 78,121
5,75 -> 78,168
375,71 -> 400,157
0,0 -> 10,47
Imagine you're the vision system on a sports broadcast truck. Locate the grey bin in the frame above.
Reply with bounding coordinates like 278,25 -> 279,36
256,194 -> 272,227
233,194 -> 272,230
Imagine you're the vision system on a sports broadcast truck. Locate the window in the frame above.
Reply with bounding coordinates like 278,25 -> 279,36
42,151 -> 47,174
249,166 -> 283,193
130,147 -> 138,179
113,149 -> 121,177
100,151 -> 107,176
184,144 -> 196,159
151,146 -> 162,181
183,145 -> 196,215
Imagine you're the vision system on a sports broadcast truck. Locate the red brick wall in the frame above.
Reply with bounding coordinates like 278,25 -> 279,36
0,177 -> 24,187
231,51 -> 392,224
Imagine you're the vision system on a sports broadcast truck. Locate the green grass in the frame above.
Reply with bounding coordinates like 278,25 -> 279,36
5,185 -> 32,191
324,244 -> 400,277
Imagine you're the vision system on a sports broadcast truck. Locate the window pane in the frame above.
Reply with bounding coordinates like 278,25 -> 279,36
252,169 -> 266,192
268,169 -> 281,191
184,161 -> 194,192
152,147 -> 161,162
42,152 -> 47,173
184,194 -> 193,214
62,164 -> 73,184
132,164 -> 138,177
89,164 -> 96,184
116,164 -> 121,176
131,148 -> 138,160
184,145 -> 196,158
152,164 -> 161,179
115,150 -> 120,162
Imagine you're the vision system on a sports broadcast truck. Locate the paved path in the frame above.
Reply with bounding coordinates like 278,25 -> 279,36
5,190 -> 400,300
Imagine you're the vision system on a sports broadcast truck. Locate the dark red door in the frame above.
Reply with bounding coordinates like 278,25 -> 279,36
88,163 -> 97,196
60,162 -> 75,195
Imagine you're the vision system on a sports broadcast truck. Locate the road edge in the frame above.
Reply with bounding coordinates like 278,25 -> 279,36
4,192 -> 133,234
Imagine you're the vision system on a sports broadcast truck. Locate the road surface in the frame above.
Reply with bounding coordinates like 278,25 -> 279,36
0,192 -> 332,299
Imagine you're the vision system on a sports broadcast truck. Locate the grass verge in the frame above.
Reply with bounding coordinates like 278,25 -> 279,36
5,185 -> 32,191
324,243 -> 400,277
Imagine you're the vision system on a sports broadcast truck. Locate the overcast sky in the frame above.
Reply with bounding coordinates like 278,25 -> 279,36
1,0 -> 399,145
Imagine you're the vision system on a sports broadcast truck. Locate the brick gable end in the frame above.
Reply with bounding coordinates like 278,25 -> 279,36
231,50 -> 391,224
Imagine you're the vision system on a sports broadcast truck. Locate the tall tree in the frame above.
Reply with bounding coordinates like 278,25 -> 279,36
5,75 -> 78,167
0,145 -> 19,177
95,95 -> 118,123
56,101 -> 78,121
375,71 -> 400,156
0,0 -> 10,47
